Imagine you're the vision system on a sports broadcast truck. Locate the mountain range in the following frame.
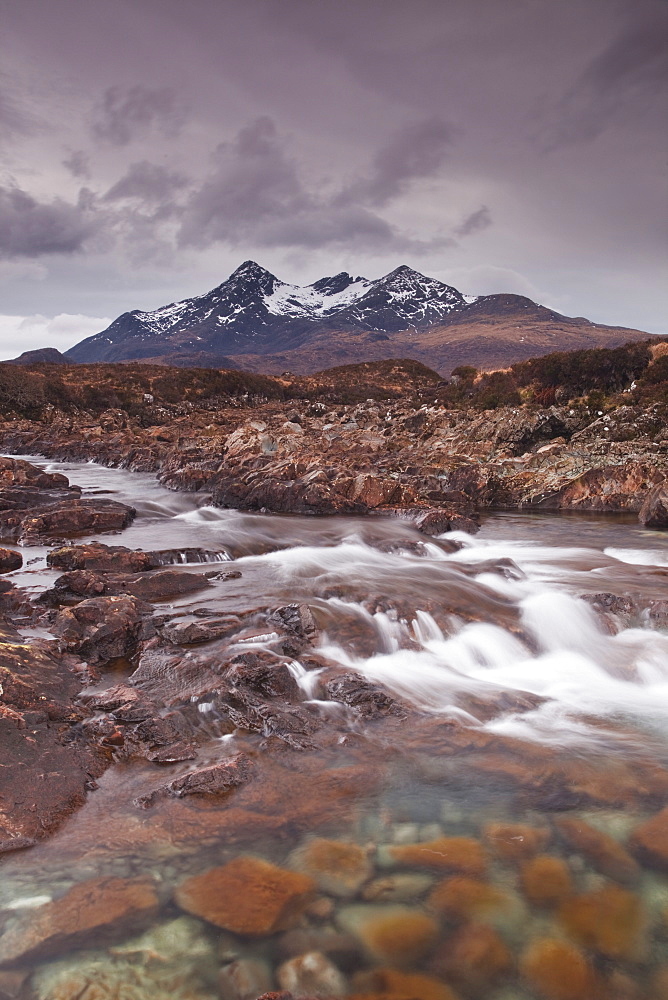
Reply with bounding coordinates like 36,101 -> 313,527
64,261 -> 650,374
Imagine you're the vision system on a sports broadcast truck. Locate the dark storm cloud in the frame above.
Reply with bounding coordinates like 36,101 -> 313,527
543,12 -> 668,147
0,184 -> 98,259
338,118 -> 457,208
91,85 -> 186,146
454,206 -> 492,238
62,150 -> 91,179
179,116 -> 455,253
104,161 -> 190,203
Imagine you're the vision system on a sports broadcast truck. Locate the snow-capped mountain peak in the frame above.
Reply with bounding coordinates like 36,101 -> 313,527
66,261 -> 471,363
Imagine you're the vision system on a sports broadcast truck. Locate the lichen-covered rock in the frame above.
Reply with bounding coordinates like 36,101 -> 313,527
174,857 -> 316,935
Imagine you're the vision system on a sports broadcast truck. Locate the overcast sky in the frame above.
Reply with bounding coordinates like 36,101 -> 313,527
1,0 -> 666,358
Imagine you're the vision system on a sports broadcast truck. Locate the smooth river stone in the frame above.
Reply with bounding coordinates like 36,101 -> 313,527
0,877 -> 159,967
288,837 -> 373,898
174,856 -> 316,936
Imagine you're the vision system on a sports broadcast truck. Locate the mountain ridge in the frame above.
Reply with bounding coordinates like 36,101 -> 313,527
64,260 -> 652,374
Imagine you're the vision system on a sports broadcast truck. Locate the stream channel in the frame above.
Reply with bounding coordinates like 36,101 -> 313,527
2,456 -> 668,1000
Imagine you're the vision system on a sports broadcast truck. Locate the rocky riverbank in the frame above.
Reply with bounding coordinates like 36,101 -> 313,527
0,454 -> 667,998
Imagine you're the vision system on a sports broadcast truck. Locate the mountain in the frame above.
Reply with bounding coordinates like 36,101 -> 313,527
7,347 -> 69,365
65,261 -> 651,373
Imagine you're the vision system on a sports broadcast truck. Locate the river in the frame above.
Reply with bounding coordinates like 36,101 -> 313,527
2,457 -> 668,1000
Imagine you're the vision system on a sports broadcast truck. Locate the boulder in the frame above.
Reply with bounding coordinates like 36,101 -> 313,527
0,877 -> 159,966
174,857 -> 316,935
51,595 -> 154,664
639,482 -> 668,528
0,548 -> 21,573
2,498 -> 136,544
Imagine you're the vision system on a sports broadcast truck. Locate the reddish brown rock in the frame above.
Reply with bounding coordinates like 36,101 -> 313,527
432,923 -> 512,991
340,906 -> 440,967
135,754 -> 254,808
386,837 -> 487,876
0,548 -> 21,573
0,456 -> 69,490
639,482 -> 668,528
558,884 -> 648,960
10,498 -> 136,543
0,876 -> 159,966
174,856 -> 316,935
629,807 -> 668,873
47,541 -> 153,573
483,821 -> 550,862
538,462 -> 664,513
51,594 -> 153,664
427,876 -> 512,923
520,938 -> 601,1000
289,838 -> 373,898
351,969 -> 459,1000
520,855 -> 573,907
554,816 -> 640,884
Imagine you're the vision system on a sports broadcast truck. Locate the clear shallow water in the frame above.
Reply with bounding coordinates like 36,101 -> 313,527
2,457 -> 668,999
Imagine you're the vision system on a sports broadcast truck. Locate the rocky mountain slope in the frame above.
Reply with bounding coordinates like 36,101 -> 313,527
64,261 -> 650,374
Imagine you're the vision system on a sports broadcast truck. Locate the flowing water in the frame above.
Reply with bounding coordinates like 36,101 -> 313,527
2,457 -> 668,999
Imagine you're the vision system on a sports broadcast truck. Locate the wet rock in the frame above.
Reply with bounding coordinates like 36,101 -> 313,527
135,754 -> 254,808
47,568 -> 211,602
267,603 -> 318,648
519,854 -> 573,907
382,504 -> 480,535
288,838 -> 373,899
350,969 -> 458,1000
174,857 -> 316,935
558,884 -> 648,960
629,807 -> 668,872
223,687 -> 319,748
277,951 -> 348,997
639,481 -> 668,528
226,650 -> 301,701
0,876 -> 159,966
482,821 -> 550,862
0,549 -> 21,573
161,617 -> 238,645
360,874 -> 434,903
427,876 -> 514,925
7,498 -> 136,544
219,958 -> 272,1000
337,904 -> 439,967
277,928 -> 361,967
431,922 -> 513,992
0,457 -> 69,491
32,917 -> 218,1000
536,462 -> 664,513
324,672 -> 406,720
382,836 -> 487,876
50,595 -> 153,664
79,683 -> 155,720
47,541 -> 153,573
554,816 -> 640,884
520,938 -> 600,1000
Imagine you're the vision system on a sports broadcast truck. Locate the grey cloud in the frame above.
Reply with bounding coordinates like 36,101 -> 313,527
0,184 -> 97,259
454,205 -> 492,238
62,150 -> 91,179
179,116 -> 453,253
543,13 -> 668,147
91,85 -> 185,146
339,118 -> 457,208
104,161 -> 189,203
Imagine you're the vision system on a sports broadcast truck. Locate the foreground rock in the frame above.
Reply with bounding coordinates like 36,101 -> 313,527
174,857 -> 316,935
0,877 -> 159,966
639,482 -> 668,528
0,498 -> 135,544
